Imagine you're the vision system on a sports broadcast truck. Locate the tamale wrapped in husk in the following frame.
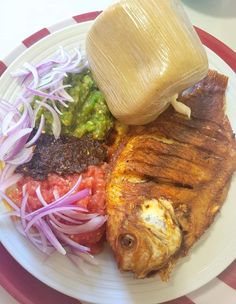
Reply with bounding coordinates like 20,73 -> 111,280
86,0 -> 208,125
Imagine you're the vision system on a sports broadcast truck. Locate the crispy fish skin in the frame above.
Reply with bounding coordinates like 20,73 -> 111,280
106,70 -> 236,279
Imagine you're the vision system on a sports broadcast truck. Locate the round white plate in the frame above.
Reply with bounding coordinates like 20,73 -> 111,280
0,20 -> 236,304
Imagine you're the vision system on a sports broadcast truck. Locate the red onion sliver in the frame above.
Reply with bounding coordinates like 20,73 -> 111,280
35,219 -> 51,254
24,176 -> 83,219
59,210 -> 90,220
49,215 -> 107,235
5,104 -> 29,136
25,115 -> 45,147
8,147 -> 34,166
0,128 -> 32,161
0,211 -> 20,219
53,229 -> 89,253
23,63 -> 39,88
25,206 -> 89,232
52,101 -> 63,115
54,188 -> 90,206
35,100 -> 61,139
26,87 -> 66,101
38,219 -> 66,255
0,173 -> 22,192
57,211 -> 98,222
35,186 -> 48,207
49,214 -> 83,228
55,212 -> 84,224
37,72 -> 66,91
20,193 -> 28,229
1,112 -> 16,135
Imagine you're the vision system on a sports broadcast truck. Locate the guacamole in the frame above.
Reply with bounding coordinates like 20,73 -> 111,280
36,70 -> 114,140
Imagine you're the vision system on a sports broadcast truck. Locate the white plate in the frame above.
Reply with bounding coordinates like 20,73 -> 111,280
0,21 -> 236,304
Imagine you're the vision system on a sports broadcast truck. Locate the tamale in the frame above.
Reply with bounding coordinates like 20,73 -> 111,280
86,0 -> 208,125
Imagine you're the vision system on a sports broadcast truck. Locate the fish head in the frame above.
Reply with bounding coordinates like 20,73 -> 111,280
108,197 -> 182,278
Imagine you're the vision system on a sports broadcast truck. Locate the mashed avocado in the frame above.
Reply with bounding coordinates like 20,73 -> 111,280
36,70 -> 114,140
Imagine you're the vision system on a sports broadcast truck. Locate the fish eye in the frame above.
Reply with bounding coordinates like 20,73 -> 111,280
119,234 -> 136,249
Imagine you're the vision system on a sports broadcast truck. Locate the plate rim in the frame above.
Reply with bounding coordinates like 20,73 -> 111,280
0,11 -> 236,304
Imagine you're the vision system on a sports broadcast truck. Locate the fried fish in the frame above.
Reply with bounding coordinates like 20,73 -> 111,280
106,70 -> 236,279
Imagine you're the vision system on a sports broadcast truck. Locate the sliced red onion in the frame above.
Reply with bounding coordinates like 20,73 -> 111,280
20,192 -> 28,229
0,210 -> 20,219
1,112 -> 17,135
34,220 -> 50,254
55,189 -> 90,206
0,128 -> 32,161
53,212 -> 83,224
35,185 -> 48,207
0,99 -> 39,166
35,100 -> 61,139
0,99 -> 19,114
8,147 -> 34,166
25,115 -> 45,147
23,63 -> 39,88
26,87 -> 66,102
52,189 -> 60,200
12,47 -> 87,110
49,213 -> 82,227
38,219 -> 66,255
53,229 -> 89,253
59,210 -> 91,220
25,205 -> 88,232
0,173 -> 22,192
7,47 -> 88,144
24,176 -> 83,219
59,212 -> 98,222
15,223 -> 47,250
0,164 -> 17,182
37,72 -> 66,91
0,170 -> 105,262
52,101 -> 63,115
25,189 -> 88,221
50,215 -> 107,235
5,104 -> 28,136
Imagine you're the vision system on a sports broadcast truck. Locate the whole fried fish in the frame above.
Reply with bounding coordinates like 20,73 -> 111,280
106,70 -> 236,279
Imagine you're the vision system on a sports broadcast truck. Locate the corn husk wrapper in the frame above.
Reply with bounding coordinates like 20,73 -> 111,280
86,0 -> 208,125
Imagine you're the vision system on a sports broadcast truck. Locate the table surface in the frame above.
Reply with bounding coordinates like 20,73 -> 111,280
0,1 -> 235,303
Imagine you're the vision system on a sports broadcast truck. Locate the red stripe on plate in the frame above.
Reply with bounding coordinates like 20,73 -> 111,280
22,28 -> 51,48
163,296 -> 194,304
218,260 -> 236,290
0,61 -> 7,76
195,27 -> 236,73
0,244 -> 80,304
73,11 -> 102,23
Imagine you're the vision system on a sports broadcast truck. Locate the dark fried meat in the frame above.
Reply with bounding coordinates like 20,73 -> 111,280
16,134 -> 107,180
106,70 -> 236,280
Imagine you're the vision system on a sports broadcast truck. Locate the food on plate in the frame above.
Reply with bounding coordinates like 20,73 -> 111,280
8,165 -> 107,254
86,0 -> 208,125
0,48 -> 110,265
106,70 -> 236,279
35,70 -> 113,140
0,1 -> 235,280
16,133 -> 107,180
